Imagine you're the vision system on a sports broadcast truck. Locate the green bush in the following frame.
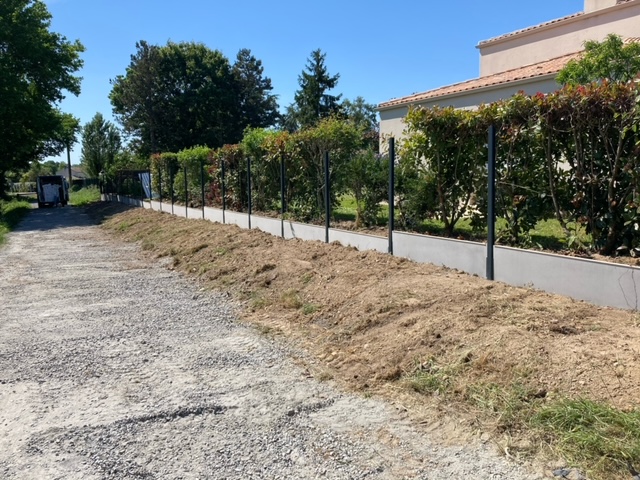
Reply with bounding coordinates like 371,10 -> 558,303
345,149 -> 388,227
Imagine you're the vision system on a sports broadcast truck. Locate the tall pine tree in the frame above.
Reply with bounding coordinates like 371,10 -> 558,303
232,48 -> 279,134
289,49 -> 341,131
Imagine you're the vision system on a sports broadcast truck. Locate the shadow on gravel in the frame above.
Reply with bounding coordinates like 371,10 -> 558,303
83,202 -> 138,224
14,202 -> 137,232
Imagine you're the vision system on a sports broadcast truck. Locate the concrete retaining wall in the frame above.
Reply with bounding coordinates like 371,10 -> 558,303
285,221 -> 325,242
329,229 -> 388,254
223,210 -> 249,229
102,194 -> 640,310
495,246 -> 640,310
393,231 -> 486,277
251,215 -> 283,237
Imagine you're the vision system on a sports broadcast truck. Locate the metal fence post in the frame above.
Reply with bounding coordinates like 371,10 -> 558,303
487,125 -> 497,281
200,159 -> 205,219
280,153 -> 286,239
159,166 -> 163,213
170,167 -> 175,215
221,159 -> 226,224
247,157 -> 252,229
184,165 -> 188,219
324,151 -> 330,244
388,138 -> 395,255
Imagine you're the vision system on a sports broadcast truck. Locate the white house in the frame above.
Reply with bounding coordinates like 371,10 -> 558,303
378,0 -> 640,142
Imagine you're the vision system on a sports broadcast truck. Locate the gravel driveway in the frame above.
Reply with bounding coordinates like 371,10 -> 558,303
0,206 -> 544,479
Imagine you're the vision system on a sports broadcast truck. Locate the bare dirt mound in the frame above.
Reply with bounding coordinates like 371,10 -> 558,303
95,204 -> 640,473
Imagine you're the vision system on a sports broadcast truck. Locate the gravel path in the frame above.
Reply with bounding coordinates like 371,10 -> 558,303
0,206 -> 545,479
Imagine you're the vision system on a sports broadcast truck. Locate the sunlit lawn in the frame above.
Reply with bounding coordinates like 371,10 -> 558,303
70,186 -> 101,206
334,194 -> 590,250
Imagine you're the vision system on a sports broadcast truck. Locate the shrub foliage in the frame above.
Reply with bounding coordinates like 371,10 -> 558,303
144,80 -> 640,254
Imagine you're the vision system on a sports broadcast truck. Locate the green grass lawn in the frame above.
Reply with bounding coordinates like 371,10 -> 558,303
70,186 -> 101,206
334,194 -> 591,251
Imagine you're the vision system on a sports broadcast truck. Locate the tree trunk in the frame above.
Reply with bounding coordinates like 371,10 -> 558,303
66,144 -> 73,187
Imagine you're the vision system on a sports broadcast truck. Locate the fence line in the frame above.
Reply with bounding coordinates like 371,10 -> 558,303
104,192 -> 640,311
101,131 -> 640,311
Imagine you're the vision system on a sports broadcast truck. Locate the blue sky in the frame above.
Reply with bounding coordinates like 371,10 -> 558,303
43,0 -> 584,165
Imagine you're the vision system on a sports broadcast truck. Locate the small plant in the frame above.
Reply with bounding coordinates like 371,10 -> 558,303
280,289 -> 303,309
116,221 -> 132,231
250,292 -> 271,309
302,303 -> 318,315
198,264 -> 211,275
403,358 -> 455,395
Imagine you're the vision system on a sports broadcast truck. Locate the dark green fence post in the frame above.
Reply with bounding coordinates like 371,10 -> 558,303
201,159 -> 205,219
487,125 -> 496,281
170,166 -> 175,215
184,165 -> 188,219
324,151 -> 330,244
280,154 -> 286,239
247,157 -> 252,229
221,160 -> 226,224
159,167 -> 163,213
388,138 -> 395,255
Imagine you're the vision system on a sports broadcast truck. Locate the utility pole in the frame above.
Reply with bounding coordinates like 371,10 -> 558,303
66,143 -> 73,187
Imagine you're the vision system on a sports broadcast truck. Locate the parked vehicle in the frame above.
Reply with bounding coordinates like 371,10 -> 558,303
36,175 -> 69,208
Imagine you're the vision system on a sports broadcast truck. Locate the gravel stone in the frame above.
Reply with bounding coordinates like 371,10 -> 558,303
0,207 -> 545,479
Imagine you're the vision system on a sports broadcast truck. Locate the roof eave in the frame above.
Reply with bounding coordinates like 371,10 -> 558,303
377,73 -> 558,112
477,0 -> 638,49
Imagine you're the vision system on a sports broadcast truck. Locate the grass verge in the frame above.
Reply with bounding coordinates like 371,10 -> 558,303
531,399 -> 640,479
70,186 -> 101,206
0,199 -> 31,245
401,358 -> 640,480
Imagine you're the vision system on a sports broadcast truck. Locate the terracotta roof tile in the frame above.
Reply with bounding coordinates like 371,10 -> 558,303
378,52 -> 580,109
478,12 -> 583,46
479,0 -> 637,46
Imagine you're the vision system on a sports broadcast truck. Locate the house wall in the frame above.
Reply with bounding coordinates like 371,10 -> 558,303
379,76 -> 559,144
586,0 -> 618,12
479,1 -> 640,76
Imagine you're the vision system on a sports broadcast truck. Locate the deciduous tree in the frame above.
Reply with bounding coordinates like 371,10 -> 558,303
342,96 -> 379,150
54,113 -> 81,184
111,41 -> 273,156
0,0 -> 84,195
80,113 -> 122,178
557,34 -> 640,85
